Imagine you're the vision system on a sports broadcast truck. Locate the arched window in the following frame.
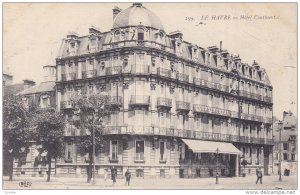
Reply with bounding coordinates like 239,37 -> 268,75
114,30 -> 120,42
137,29 -> 144,41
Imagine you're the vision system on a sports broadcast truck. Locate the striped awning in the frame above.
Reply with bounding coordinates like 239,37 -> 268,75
182,139 -> 242,155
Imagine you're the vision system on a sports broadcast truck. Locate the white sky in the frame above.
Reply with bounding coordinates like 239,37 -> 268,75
3,3 -> 297,119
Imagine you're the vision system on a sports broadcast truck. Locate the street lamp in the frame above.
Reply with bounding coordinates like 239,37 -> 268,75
88,113 -> 96,184
277,120 -> 283,182
216,148 -> 220,184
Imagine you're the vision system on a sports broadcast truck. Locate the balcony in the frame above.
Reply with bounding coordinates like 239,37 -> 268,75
110,96 -> 123,107
176,73 -> 189,82
82,70 -> 97,79
64,158 -> 73,163
103,126 -> 270,145
66,73 -> 77,81
134,154 -> 145,163
109,157 -> 118,163
176,101 -> 190,111
231,111 -> 239,118
61,101 -> 73,109
129,96 -> 150,106
193,104 -> 231,117
264,117 -> 272,124
193,78 -> 229,92
157,97 -> 172,108
106,66 -> 122,75
131,65 -> 150,74
240,113 -> 252,121
64,128 -> 76,136
239,90 -> 252,98
263,96 -> 272,103
157,67 -> 171,78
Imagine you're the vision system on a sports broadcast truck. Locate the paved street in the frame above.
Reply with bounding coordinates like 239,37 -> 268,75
2,175 -> 297,190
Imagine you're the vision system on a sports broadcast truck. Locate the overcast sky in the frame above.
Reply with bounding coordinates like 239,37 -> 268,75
3,3 -> 297,119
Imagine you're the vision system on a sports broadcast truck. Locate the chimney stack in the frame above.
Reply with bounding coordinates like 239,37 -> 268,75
113,6 -> 122,20
23,79 -> 35,89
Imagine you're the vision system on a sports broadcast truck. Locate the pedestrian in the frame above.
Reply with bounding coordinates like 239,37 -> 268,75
111,168 -> 117,186
104,168 -> 108,181
125,169 -> 131,186
256,168 -> 263,184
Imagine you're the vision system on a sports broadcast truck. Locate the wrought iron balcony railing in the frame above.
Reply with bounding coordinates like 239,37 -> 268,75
263,96 -> 272,103
193,104 -> 231,117
129,96 -> 150,106
264,117 -> 273,124
176,73 -> 189,82
131,65 -> 150,74
66,73 -> 77,81
105,66 -> 122,75
82,70 -> 97,79
157,97 -> 172,108
176,101 -> 190,111
109,96 -> 123,107
193,78 -> 229,92
157,67 -> 172,78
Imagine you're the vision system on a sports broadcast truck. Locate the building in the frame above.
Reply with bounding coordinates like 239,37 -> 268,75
12,3 -> 274,179
273,111 -> 297,175
12,65 -> 57,177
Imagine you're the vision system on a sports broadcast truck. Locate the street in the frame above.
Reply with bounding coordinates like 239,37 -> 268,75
2,175 -> 297,190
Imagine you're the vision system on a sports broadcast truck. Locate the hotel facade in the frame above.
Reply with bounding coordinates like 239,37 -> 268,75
16,3 -> 274,179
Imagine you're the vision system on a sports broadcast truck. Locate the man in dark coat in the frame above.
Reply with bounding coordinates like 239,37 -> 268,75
125,169 -> 131,186
111,168 -> 117,186
256,168 -> 263,184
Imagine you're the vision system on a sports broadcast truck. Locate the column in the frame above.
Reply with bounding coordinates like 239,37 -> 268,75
57,64 -> 62,81
78,59 -> 82,79
57,90 -> 62,111
235,154 -> 239,177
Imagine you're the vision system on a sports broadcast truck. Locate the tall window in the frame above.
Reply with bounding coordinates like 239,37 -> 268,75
283,143 -> 289,150
283,153 -> 288,160
110,141 -> 118,160
135,141 -> 144,161
138,29 -> 144,40
291,154 -> 295,161
178,143 -> 183,160
160,142 -> 165,161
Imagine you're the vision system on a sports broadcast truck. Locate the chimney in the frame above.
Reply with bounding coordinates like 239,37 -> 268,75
113,6 -> 122,19
43,65 -> 56,82
23,79 -> 35,89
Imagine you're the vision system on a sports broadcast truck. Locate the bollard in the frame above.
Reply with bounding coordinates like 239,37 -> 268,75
216,172 -> 219,184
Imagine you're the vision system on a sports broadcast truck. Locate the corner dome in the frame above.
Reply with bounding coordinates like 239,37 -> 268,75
113,3 -> 164,30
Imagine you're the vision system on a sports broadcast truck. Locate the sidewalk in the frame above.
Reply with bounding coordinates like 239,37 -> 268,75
2,175 -> 297,190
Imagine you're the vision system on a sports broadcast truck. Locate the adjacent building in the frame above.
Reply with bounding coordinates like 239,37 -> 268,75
54,3 -> 273,178
273,111 -> 297,175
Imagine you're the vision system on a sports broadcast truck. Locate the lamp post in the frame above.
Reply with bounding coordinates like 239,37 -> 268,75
216,148 -> 220,184
277,120 -> 283,182
88,112 -> 96,184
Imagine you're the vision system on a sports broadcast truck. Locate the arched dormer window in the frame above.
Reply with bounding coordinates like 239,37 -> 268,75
137,29 -> 144,41
114,30 -> 121,42
40,94 -> 51,108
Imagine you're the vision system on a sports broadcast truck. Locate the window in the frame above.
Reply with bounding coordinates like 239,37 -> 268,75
159,142 -> 165,161
114,30 -> 120,42
135,141 -> 144,161
178,143 -> 184,160
283,153 -> 288,160
291,154 -> 295,161
283,143 -> 289,150
110,141 -> 118,160
138,29 -> 144,41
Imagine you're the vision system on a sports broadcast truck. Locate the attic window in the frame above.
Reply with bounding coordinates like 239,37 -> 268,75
114,30 -> 120,41
138,29 -> 144,41
123,58 -> 128,66
70,42 -> 75,48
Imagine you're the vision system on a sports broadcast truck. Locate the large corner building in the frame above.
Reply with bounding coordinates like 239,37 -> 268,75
53,3 -> 274,178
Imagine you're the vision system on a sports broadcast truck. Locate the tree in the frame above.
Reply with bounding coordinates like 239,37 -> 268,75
3,94 -> 33,181
33,109 -> 65,182
70,93 -> 112,183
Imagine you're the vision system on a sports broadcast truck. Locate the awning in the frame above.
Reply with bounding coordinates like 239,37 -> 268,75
182,139 -> 242,155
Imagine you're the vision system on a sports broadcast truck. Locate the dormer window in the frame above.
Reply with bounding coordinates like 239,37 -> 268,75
40,95 -> 50,108
114,30 -> 121,42
123,58 -> 128,66
70,42 -> 75,48
138,29 -> 144,41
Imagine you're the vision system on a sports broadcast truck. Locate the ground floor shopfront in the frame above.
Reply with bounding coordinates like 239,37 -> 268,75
12,135 -> 272,179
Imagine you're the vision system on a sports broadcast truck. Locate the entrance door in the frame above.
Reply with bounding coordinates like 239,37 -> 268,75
179,169 -> 184,178
264,148 -> 269,175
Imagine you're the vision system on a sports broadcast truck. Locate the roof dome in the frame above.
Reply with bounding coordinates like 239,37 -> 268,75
113,3 -> 164,30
